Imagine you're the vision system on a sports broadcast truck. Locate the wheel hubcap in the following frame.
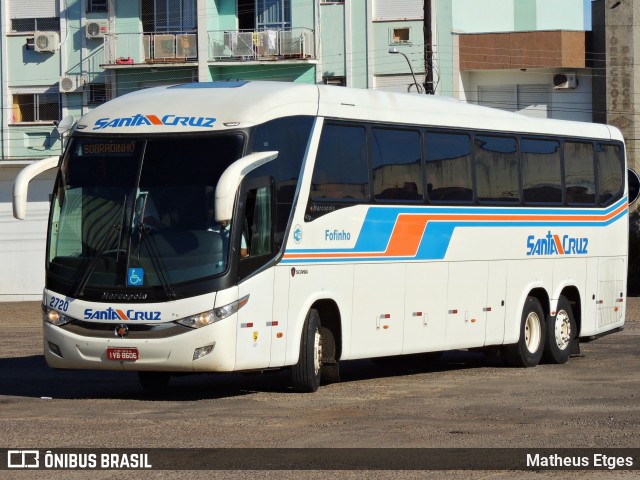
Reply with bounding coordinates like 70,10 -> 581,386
524,312 -> 542,353
313,328 -> 322,376
554,310 -> 571,351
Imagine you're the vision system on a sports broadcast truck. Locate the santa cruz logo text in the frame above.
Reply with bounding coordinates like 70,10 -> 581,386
526,231 -> 588,256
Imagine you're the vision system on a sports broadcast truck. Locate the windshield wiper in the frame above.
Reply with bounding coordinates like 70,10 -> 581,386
136,224 -> 176,299
73,194 -> 128,298
73,224 -> 123,298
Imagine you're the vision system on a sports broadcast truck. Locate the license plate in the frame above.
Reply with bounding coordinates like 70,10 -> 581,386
106,347 -> 139,361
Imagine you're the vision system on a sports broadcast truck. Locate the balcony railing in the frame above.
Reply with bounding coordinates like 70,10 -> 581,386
103,32 -> 198,65
209,28 -> 314,61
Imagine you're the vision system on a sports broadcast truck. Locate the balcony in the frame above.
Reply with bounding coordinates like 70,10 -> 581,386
102,32 -> 198,67
209,28 -> 315,62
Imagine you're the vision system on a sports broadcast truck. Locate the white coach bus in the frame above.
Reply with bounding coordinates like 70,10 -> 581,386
13,81 -> 635,392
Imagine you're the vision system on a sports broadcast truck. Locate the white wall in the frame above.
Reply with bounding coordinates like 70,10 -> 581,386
0,165 -> 55,301
459,69 -> 593,122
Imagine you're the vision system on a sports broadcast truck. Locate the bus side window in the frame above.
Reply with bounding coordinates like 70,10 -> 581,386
564,142 -> 595,206
521,138 -> 561,205
310,124 -> 369,201
596,143 -> 624,206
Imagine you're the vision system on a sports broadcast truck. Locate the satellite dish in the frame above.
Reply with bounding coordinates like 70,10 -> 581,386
56,115 -> 76,136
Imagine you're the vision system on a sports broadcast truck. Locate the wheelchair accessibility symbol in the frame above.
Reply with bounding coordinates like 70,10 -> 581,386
127,268 -> 144,286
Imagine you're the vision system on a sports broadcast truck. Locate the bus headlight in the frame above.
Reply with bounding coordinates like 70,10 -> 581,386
175,295 -> 249,329
43,307 -> 73,326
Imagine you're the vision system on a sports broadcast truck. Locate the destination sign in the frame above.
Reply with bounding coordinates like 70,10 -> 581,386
81,141 -> 137,156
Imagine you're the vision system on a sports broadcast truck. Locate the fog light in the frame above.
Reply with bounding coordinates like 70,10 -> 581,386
48,341 -> 63,358
193,343 -> 215,361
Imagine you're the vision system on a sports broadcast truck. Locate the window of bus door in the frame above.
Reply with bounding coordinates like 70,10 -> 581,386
238,179 -> 275,281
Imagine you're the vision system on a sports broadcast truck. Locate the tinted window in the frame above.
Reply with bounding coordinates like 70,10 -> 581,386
521,138 -> 561,204
564,142 -> 595,206
597,143 -> 624,205
424,132 -> 473,203
251,116 -> 314,246
371,128 -> 422,202
251,116 -> 314,203
311,124 -> 369,201
475,135 -> 519,203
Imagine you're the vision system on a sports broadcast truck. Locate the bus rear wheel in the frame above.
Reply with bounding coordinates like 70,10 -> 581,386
504,296 -> 545,367
542,296 -> 576,364
291,309 -> 322,392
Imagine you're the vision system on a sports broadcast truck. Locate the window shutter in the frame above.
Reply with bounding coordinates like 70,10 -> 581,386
374,0 -> 423,21
478,85 -> 517,112
10,0 -> 59,18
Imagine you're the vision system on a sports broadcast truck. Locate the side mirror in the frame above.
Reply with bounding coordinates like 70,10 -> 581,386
13,156 -> 60,220
628,169 -> 640,206
215,151 -> 278,223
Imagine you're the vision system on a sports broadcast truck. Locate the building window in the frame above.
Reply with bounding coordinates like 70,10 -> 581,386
11,17 -> 60,33
390,27 -> 411,45
87,0 -> 108,13
142,0 -> 197,33
12,92 -> 60,123
88,83 -> 110,106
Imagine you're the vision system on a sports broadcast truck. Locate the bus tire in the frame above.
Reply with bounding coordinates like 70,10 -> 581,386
138,371 -> 170,391
291,309 -> 322,392
504,296 -> 545,367
320,326 -> 340,384
542,296 -> 576,364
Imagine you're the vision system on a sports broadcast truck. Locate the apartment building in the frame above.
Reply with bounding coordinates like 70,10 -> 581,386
0,0 -> 596,299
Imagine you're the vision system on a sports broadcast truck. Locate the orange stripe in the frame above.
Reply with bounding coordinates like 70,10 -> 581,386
385,215 -> 429,256
116,309 -> 128,320
553,235 -> 565,255
145,114 -> 163,125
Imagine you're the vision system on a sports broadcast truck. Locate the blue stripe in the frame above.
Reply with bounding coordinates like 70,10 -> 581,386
284,198 -> 628,262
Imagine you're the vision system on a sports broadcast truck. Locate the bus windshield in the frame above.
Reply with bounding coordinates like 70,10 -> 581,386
47,134 -> 245,294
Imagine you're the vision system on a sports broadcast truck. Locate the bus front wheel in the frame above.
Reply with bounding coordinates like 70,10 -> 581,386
504,296 -> 545,367
291,309 -> 322,392
542,296 -> 576,364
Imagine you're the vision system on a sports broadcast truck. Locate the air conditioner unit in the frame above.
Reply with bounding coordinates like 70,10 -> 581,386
34,32 -> 59,53
553,73 -> 578,90
86,21 -> 108,39
59,75 -> 85,93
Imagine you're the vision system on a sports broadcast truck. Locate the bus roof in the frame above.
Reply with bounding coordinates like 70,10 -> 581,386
77,81 -> 621,142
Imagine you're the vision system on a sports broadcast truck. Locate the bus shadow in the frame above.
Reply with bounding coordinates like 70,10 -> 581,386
0,350 -> 505,401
